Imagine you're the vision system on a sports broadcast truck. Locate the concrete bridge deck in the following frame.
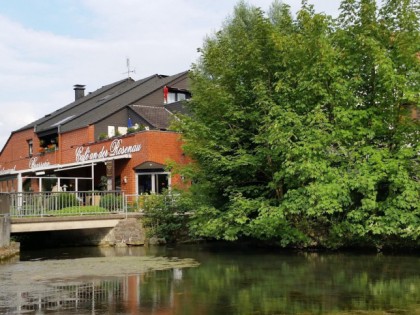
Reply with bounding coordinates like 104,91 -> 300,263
11,213 -> 143,233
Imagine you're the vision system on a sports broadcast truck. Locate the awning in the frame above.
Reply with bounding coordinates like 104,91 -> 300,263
5,154 -> 132,177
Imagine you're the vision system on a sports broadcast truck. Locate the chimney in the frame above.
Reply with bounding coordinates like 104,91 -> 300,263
73,84 -> 85,101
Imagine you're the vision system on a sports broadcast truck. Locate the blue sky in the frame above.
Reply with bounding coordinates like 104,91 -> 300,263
0,0 -> 343,149
0,1 -> 95,38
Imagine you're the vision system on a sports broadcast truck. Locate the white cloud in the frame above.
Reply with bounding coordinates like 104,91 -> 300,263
0,101 -> 38,148
0,0 -> 344,149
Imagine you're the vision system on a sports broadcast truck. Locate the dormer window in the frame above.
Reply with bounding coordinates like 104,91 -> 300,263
168,92 -> 176,103
165,87 -> 190,104
38,134 -> 58,152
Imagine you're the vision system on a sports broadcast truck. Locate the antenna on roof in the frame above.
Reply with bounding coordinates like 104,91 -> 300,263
123,57 -> 136,78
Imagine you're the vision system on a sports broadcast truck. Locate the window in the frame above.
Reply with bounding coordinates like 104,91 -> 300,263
38,135 -> 58,150
108,126 -> 115,137
137,172 -> 170,194
168,92 -> 177,104
27,140 -> 33,157
177,93 -> 186,101
118,126 -> 128,135
167,91 -> 188,104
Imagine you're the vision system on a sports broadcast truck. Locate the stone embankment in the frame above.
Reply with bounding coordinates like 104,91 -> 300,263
0,242 -> 20,260
102,218 -> 146,246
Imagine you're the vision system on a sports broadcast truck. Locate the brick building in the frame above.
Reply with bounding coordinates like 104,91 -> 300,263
0,71 -> 190,195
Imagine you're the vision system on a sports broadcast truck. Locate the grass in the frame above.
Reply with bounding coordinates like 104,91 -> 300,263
45,205 -> 111,216
11,205 -> 125,217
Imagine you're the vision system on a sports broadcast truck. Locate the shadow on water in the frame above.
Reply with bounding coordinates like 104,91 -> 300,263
0,241 -> 419,314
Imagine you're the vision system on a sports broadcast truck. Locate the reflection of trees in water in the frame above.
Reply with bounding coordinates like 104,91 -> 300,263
162,252 -> 420,315
1,253 -> 419,314
121,251 -> 420,315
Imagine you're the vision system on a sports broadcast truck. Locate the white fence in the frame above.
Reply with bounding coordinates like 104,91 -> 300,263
10,191 -> 127,217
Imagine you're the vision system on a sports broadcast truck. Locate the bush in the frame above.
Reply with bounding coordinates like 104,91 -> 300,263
48,193 -> 79,210
99,194 -> 123,211
142,190 -> 193,243
98,133 -> 108,140
127,127 -> 137,134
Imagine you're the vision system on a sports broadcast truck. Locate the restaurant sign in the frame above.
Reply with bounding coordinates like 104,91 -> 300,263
0,165 -> 16,175
29,157 -> 51,169
75,139 -> 141,163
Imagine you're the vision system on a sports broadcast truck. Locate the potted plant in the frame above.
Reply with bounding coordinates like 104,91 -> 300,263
127,127 -> 136,134
98,133 -> 108,140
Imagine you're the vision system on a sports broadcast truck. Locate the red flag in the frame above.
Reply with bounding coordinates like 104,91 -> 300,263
163,86 -> 168,104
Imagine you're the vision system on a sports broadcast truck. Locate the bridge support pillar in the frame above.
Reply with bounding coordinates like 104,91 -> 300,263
0,213 -> 11,247
0,194 -> 11,247
0,194 -> 19,260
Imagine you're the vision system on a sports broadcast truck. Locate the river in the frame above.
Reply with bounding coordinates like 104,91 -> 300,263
0,243 -> 419,314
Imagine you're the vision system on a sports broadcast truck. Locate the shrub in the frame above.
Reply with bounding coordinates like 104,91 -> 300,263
142,190 -> 192,243
136,124 -> 146,131
127,127 -> 137,134
48,192 -> 79,210
98,133 -> 108,140
99,194 -> 123,211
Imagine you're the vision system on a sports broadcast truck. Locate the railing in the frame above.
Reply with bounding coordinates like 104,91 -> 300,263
0,193 -> 10,215
125,193 -> 179,213
125,194 -> 145,212
10,191 -> 126,218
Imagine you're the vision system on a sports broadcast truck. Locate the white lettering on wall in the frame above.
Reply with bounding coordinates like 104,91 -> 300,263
109,139 -> 142,156
29,157 -> 51,169
75,146 -> 109,163
75,139 -> 141,162
0,165 -> 16,174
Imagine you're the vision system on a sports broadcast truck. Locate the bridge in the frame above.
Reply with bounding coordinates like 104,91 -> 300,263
0,192 -> 146,249
8,191 -> 133,232
10,214 -> 130,233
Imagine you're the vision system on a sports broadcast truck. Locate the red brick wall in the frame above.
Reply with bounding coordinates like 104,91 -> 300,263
67,130 -> 187,194
120,131 -> 187,193
59,127 -> 92,164
0,128 -> 44,170
0,122 -> 188,194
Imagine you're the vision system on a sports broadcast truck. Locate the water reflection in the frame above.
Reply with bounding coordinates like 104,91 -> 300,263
0,245 -> 419,314
0,267 -> 192,314
3,273 -> 185,315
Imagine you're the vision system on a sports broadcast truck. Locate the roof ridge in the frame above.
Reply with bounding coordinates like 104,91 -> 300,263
42,75 -> 158,132
19,77 -> 135,132
131,104 -> 162,108
58,74 -> 168,132
77,74 -> 159,115
31,71 -> 189,134
127,71 -> 189,105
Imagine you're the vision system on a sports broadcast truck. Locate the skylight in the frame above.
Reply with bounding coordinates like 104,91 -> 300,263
52,115 -> 75,126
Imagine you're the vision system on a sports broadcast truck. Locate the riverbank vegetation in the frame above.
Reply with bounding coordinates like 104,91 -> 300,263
142,190 -> 191,243
172,0 -> 420,250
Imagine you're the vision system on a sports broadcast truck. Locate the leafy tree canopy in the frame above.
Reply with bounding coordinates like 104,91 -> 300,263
175,0 -> 420,249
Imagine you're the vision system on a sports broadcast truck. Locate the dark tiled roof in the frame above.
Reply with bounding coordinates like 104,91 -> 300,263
61,71 -> 188,133
165,100 -> 190,115
18,77 -> 135,132
129,105 -> 173,129
20,71 -> 189,134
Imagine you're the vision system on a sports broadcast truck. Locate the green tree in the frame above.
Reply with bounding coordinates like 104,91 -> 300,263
176,0 -> 420,249
142,190 -> 192,243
